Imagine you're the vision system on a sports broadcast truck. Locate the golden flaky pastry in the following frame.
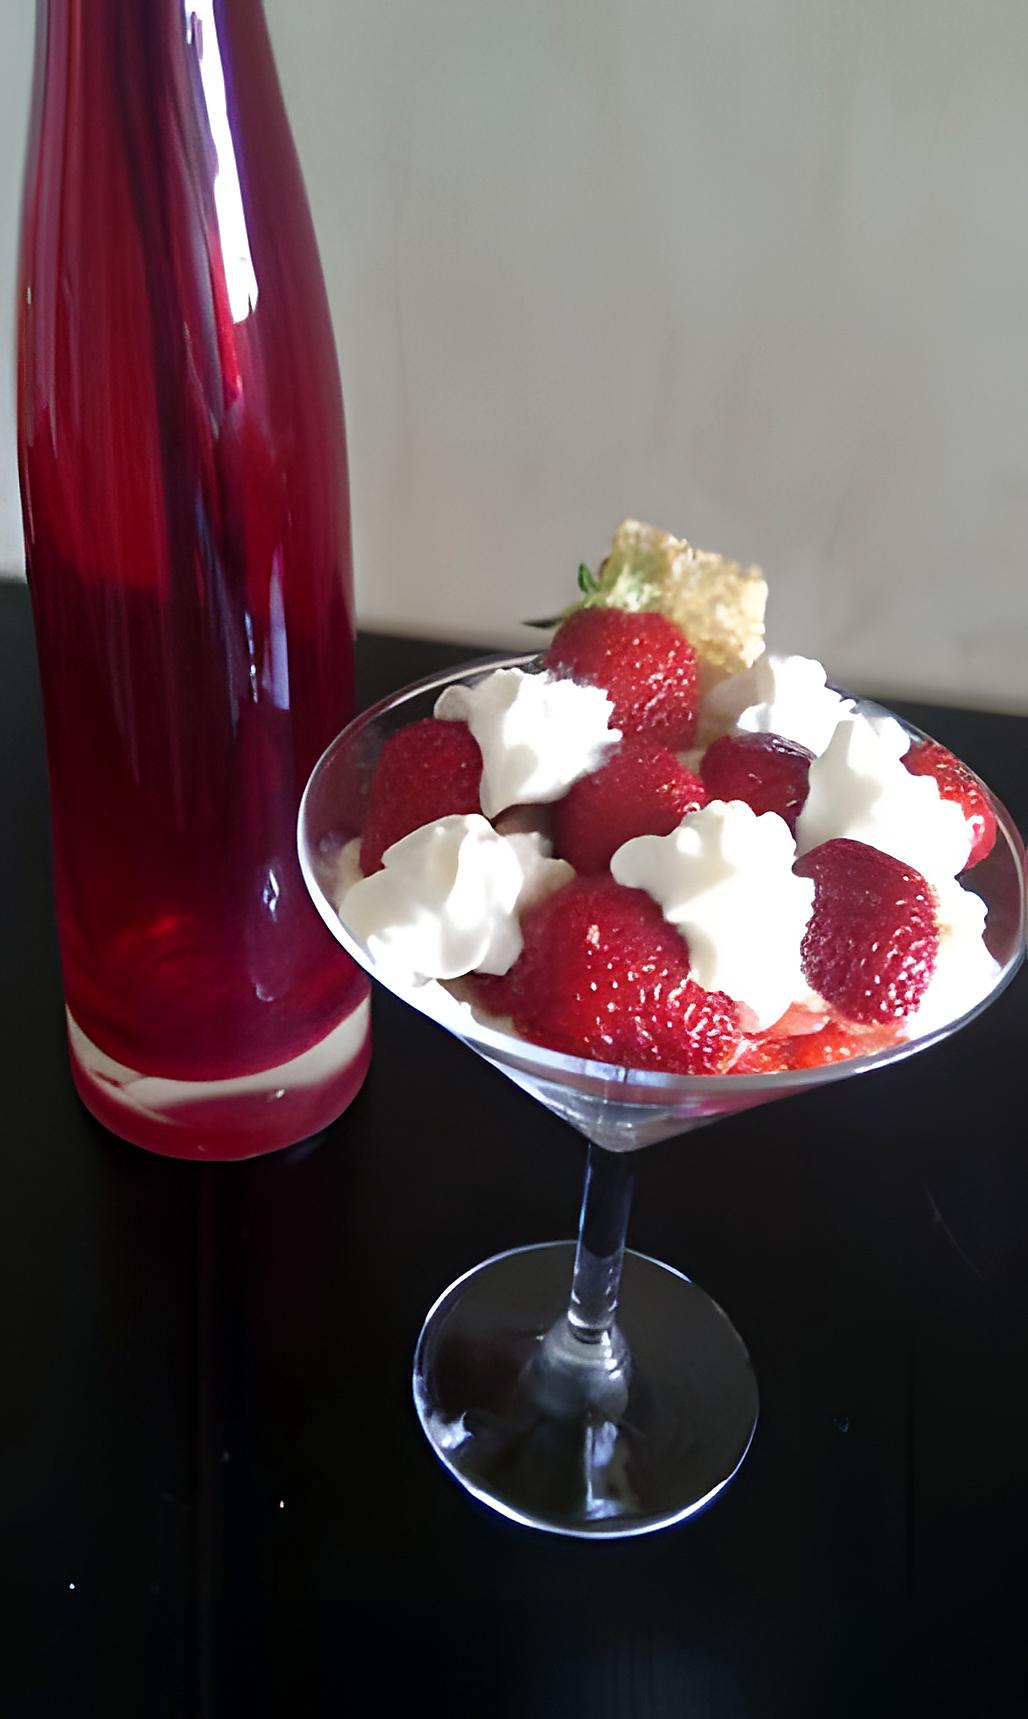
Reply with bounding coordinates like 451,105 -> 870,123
590,520 -> 767,690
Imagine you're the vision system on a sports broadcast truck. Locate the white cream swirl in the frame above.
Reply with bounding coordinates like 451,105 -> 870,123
435,667 -> 620,817
905,878 -> 1000,1038
611,800 -> 815,1030
795,715 -> 973,881
700,653 -> 854,754
336,815 -> 573,982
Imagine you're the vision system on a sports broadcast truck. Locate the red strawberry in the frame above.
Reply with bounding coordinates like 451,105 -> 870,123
495,876 -> 740,1074
762,1001 -> 833,1038
793,838 -> 938,1024
732,1020 -> 904,1075
699,731 -> 813,834
360,718 -> 483,874
790,1022 -> 905,1067
553,737 -> 706,874
546,608 -> 699,748
902,739 -> 996,868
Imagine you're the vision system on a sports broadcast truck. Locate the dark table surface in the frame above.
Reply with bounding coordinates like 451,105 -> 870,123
1,579 -> 1026,1719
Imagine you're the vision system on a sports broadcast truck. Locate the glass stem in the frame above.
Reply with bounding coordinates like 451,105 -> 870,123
567,1145 -> 635,1343
527,1144 -> 636,1420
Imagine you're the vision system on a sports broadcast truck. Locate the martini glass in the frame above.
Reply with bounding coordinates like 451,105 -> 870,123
298,655 -> 1025,1538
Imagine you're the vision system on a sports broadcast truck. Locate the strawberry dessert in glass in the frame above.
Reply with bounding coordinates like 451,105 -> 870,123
299,520 -> 1024,1537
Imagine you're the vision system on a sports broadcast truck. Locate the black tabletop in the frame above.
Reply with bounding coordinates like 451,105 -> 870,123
1,579 -> 1026,1719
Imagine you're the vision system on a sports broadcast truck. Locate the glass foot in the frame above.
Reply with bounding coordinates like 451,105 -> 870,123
413,1241 -> 758,1538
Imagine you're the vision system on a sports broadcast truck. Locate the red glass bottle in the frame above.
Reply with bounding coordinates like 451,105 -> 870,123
17,0 -> 371,1159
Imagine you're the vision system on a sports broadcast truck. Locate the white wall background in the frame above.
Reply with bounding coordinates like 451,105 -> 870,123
1,1 -> 1026,710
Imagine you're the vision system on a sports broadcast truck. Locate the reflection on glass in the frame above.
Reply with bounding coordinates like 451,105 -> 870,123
185,0 -> 259,322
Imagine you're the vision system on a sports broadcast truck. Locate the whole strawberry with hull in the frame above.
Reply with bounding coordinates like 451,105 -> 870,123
360,718 -> 483,875
546,608 -> 700,750
699,731 -> 813,834
485,877 -> 741,1076
793,839 -> 938,1026
902,740 -> 996,869
553,737 -> 707,875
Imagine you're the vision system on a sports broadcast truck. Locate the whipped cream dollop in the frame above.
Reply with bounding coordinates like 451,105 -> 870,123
795,715 -> 973,881
905,878 -> 1000,1038
336,815 -> 573,982
435,668 -> 620,817
700,653 -> 855,755
611,800 -> 815,1030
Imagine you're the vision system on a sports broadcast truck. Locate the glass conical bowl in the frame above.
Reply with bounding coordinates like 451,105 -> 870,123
298,655 -> 1025,1538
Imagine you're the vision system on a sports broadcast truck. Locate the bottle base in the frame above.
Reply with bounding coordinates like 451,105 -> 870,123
65,995 -> 372,1161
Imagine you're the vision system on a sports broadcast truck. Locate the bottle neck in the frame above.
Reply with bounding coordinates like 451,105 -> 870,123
38,0 -> 274,67
32,1 -> 278,156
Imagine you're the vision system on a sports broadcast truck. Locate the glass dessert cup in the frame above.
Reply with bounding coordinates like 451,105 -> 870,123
298,656 -> 1026,1538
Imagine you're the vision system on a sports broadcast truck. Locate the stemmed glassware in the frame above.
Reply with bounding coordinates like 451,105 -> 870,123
298,655 -> 1025,1538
